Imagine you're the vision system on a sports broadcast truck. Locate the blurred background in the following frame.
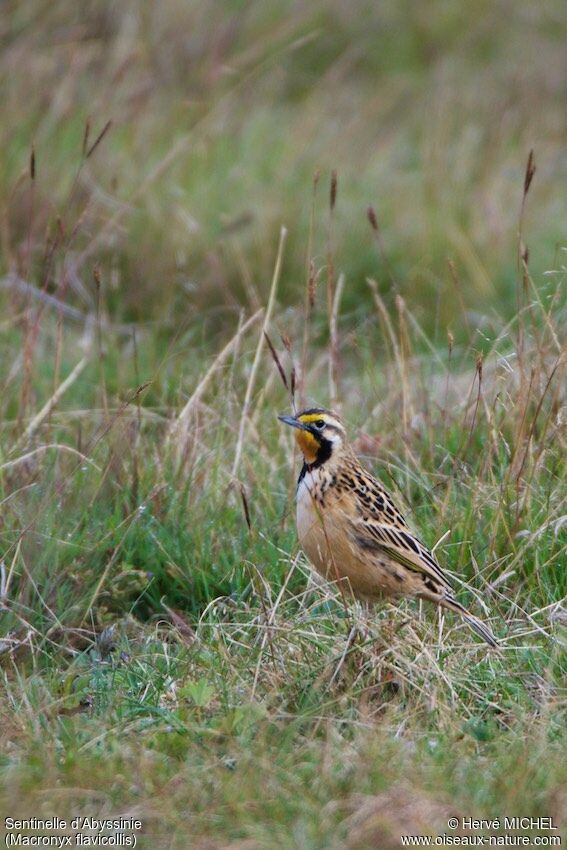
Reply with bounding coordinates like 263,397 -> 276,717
1,5 -> 566,836
2,0 -> 565,334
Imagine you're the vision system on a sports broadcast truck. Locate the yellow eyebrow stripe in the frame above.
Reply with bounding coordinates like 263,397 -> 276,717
298,413 -> 326,423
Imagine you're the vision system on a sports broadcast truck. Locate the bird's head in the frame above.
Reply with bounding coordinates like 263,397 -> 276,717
278,407 -> 347,467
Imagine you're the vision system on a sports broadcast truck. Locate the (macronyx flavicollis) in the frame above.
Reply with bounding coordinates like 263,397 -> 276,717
279,407 -> 497,647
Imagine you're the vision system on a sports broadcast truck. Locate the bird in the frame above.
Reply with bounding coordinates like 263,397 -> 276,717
278,406 -> 498,647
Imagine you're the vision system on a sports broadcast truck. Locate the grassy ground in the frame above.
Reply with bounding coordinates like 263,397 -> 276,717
0,1 -> 566,848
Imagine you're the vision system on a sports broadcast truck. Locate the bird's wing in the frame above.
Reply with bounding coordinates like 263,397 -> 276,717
346,513 -> 454,594
348,470 -> 411,528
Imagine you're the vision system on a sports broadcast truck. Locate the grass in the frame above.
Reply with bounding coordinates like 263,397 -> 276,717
0,1 -> 566,847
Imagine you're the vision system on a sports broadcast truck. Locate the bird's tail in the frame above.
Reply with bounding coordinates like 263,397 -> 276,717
439,595 -> 499,648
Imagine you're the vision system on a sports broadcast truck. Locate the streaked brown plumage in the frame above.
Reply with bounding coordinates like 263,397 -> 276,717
279,407 -> 497,647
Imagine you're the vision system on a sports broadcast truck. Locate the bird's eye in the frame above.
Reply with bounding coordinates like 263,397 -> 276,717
314,419 -> 326,429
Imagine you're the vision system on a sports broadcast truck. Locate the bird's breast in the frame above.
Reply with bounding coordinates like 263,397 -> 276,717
296,467 -> 346,573
296,469 -> 324,536
295,464 -> 403,601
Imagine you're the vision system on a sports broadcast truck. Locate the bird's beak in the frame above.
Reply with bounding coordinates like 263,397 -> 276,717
278,414 -> 311,432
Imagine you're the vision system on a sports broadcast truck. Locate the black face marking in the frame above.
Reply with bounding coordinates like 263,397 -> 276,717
294,407 -> 345,439
311,437 -> 332,469
296,437 -> 333,485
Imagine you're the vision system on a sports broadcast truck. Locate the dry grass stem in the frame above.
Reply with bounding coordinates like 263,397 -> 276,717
232,226 -> 287,479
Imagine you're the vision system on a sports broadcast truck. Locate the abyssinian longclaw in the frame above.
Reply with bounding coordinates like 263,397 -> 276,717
279,407 -> 497,647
